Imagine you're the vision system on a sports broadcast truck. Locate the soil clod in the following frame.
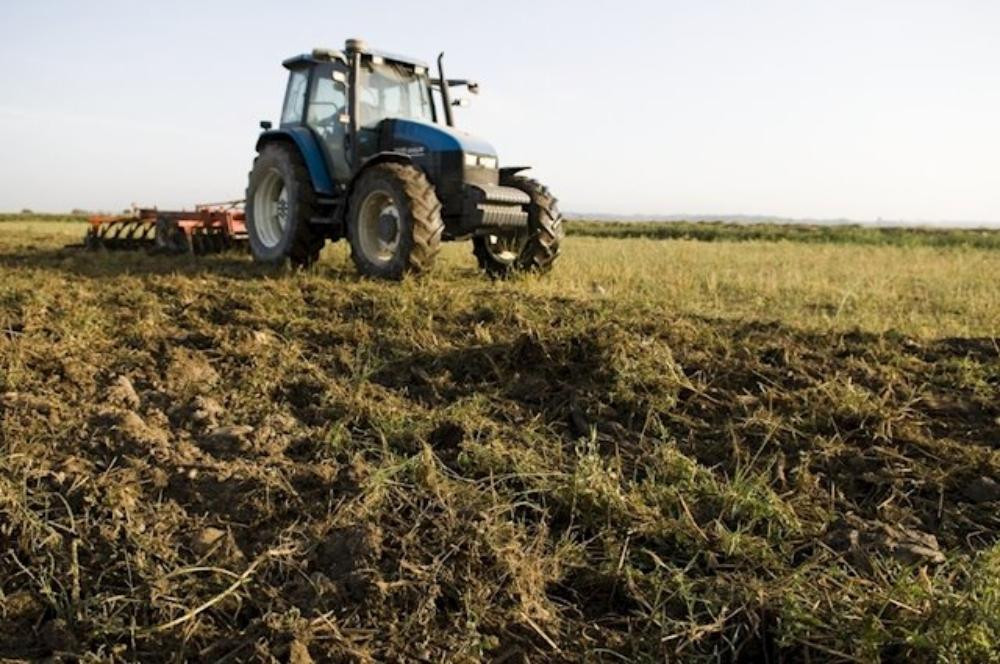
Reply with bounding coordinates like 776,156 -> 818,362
106,375 -> 141,410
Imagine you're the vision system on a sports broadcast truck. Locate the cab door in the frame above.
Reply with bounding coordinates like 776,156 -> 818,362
306,63 -> 351,183
280,67 -> 309,127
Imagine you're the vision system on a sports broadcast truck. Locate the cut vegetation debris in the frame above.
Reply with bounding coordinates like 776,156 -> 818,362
1,220 -> 998,661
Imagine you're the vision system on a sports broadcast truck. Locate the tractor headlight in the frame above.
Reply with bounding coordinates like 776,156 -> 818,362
464,154 -> 498,169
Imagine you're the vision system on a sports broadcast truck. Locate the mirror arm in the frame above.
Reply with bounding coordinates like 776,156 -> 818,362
431,78 -> 480,95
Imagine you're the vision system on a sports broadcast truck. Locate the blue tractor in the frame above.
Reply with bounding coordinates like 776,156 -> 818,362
246,39 -> 564,279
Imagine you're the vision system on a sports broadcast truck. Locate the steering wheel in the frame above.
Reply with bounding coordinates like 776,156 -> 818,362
311,107 -> 344,129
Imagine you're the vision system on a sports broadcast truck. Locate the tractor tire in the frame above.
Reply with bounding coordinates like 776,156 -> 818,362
347,162 -> 443,280
246,143 -> 325,267
473,175 -> 564,277
472,232 -> 527,279
506,175 -> 564,273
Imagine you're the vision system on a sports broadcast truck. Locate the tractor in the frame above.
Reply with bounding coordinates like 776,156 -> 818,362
245,39 -> 564,278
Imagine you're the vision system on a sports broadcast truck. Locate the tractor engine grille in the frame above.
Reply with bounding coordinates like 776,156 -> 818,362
479,204 -> 530,228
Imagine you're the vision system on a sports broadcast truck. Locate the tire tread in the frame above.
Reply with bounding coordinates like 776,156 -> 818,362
505,175 -> 564,273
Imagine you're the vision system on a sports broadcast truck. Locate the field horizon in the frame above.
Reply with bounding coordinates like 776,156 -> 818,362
6,210 -> 1000,231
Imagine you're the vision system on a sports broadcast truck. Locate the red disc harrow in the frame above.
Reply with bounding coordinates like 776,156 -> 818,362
84,201 -> 248,255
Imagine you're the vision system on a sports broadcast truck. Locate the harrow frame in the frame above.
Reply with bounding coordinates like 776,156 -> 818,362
85,201 -> 248,255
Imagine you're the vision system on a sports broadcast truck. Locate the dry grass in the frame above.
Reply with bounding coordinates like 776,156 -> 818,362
1,220 -> 998,662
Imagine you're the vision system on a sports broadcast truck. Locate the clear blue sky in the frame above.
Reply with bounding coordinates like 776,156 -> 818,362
1,0 -> 998,223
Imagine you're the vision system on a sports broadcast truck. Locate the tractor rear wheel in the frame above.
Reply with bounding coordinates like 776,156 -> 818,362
473,175 -> 564,277
347,163 -> 443,280
246,143 -> 325,267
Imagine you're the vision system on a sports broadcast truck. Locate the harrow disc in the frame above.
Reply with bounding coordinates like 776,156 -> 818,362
189,228 -> 216,255
189,226 -> 247,255
86,218 -> 158,251
154,218 -> 193,255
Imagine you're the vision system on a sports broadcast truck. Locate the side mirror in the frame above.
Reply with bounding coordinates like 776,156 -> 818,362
259,120 -> 273,130
467,82 -> 480,95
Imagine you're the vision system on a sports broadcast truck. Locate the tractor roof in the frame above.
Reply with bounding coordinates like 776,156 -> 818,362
283,45 -> 429,71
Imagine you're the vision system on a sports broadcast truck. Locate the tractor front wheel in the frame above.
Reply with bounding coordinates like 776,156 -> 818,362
246,143 -> 325,267
347,163 -> 444,280
473,175 -> 564,277
473,232 -> 528,279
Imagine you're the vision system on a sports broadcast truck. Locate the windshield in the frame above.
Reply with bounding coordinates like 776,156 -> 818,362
358,61 -> 433,127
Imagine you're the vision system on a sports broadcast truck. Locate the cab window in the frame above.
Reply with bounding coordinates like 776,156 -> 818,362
307,68 -> 347,125
281,69 -> 308,125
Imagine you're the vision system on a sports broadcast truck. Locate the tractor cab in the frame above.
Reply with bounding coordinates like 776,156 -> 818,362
246,39 -> 564,279
278,46 -> 440,181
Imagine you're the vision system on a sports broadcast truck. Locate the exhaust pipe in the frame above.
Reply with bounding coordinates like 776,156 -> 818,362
438,53 -> 454,127
346,39 -> 365,167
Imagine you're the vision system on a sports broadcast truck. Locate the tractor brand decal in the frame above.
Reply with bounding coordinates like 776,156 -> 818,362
399,146 -> 426,157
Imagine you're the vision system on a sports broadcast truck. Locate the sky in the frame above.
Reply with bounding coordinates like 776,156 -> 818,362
0,0 -> 998,224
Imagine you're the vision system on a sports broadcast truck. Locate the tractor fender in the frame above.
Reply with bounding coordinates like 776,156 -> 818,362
337,152 -> 417,220
500,166 -> 531,179
255,128 -> 337,196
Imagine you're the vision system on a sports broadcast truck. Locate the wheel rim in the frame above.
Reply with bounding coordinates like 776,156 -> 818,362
253,169 -> 289,249
483,233 -> 524,265
357,189 -> 401,264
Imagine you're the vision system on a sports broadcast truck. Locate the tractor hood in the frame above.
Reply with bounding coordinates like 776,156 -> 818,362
390,119 -> 497,158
